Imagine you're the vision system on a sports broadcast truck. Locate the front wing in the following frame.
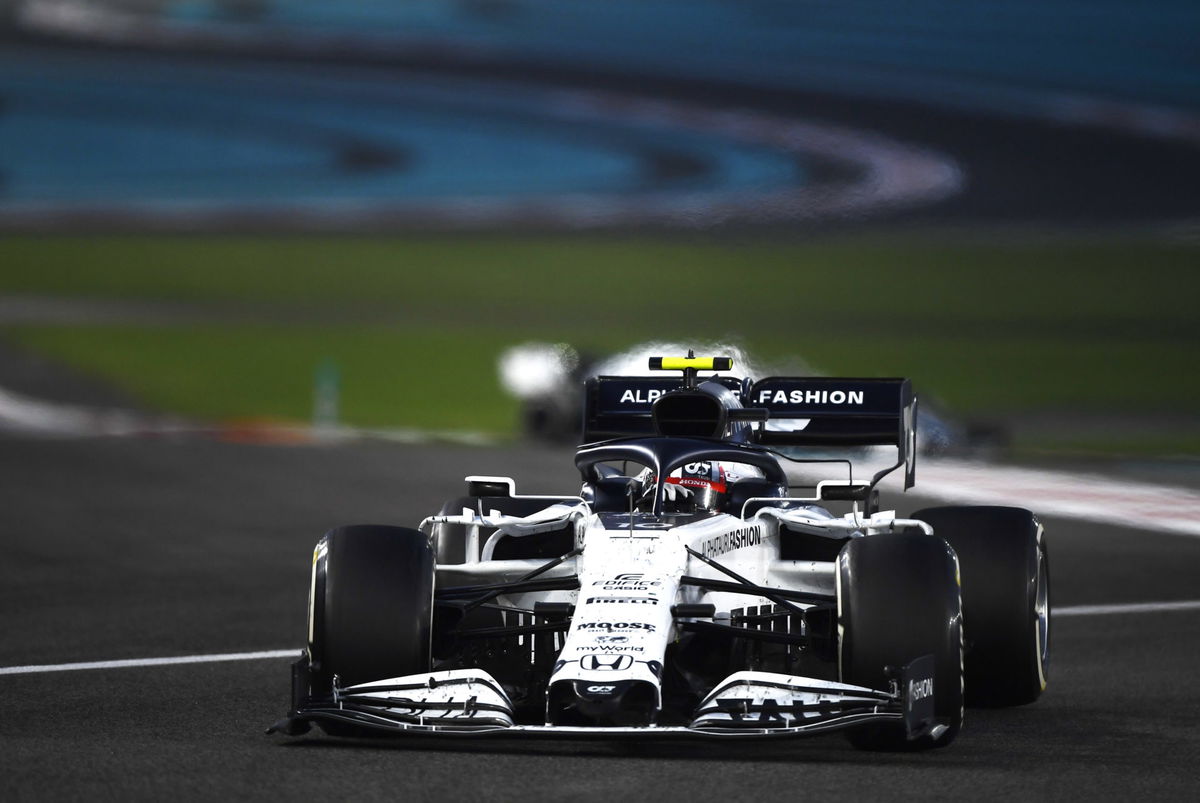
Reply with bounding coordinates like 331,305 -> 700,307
271,658 -> 937,741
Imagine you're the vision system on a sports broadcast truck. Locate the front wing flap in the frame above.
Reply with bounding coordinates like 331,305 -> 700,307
689,671 -> 898,732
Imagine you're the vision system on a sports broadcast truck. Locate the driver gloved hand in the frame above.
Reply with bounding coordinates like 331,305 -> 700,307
640,480 -> 694,512
662,482 -> 694,503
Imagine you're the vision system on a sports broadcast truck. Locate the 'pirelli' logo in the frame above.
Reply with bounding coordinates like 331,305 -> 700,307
701,525 -> 762,557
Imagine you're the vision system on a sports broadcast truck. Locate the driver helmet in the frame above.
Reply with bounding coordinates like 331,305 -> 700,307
667,461 -> 728,512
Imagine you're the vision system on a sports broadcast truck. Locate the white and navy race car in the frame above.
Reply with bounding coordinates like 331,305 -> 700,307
271,356 -> 1049,749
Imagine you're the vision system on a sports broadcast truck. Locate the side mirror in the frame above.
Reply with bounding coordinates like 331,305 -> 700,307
466,475 -> 515,497
817,482 -> 872,502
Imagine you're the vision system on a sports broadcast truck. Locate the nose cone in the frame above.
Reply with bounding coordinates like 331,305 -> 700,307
547,679 -> 659,726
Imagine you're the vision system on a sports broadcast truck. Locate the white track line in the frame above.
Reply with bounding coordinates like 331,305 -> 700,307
1053,600 -> 1200,617
4,600 -> 1199,676
0,648 -> 299,676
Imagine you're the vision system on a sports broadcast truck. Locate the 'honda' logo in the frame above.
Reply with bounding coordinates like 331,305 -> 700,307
581,654 -> 634,671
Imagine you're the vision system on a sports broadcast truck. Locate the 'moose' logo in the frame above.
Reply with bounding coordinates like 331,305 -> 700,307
581,654 -> 634,671
578,622 -> 656,632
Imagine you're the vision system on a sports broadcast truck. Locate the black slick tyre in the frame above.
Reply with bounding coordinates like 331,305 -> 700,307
838,533 -> 964,750
911,506 -> 1049,707
308,525 -> 435,691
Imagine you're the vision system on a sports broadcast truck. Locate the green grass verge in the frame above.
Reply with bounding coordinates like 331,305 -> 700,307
2,234 -> 1197,453
5,324 -> 525,432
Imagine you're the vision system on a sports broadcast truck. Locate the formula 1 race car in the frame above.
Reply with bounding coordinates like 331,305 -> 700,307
271,356 -> 1049,749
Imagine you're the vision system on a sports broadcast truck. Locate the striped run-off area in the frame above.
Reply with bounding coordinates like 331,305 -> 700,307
915,459 -> 1200,538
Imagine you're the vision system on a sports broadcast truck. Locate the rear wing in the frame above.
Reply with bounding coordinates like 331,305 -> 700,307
581,375 -> 746,442
582,374 -> 917,489
749,377 -> 917,488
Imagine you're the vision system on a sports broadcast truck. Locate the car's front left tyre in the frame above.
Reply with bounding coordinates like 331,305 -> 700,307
307,525 -> 435,692
837,532 -> 964,750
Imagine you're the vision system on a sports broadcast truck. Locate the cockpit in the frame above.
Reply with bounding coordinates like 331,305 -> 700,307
576,437 -> 788,517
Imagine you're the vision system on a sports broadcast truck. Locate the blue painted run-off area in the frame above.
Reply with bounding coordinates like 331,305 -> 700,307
4,0 -> 1198,213
0,53 -> 799,208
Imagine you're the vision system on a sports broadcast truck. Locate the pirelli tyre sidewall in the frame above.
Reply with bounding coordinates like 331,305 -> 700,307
838,532 -> 964,750
308,525 -> 435,691
911,506 -> 1049,707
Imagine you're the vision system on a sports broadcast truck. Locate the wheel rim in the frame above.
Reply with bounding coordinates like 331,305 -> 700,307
1036,549 -> 1049,659
1034,543 -> 1050,689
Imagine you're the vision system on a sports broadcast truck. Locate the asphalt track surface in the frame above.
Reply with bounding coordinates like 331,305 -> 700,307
3,437 -> 1199,800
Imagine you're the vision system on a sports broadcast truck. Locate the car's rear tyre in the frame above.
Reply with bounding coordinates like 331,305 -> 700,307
838,533 -> 964,750
308,525 -> 435,692
911,506 -> 1049,707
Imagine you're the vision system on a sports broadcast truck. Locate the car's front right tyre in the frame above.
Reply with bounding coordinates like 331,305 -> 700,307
911,506 -> 1049,707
